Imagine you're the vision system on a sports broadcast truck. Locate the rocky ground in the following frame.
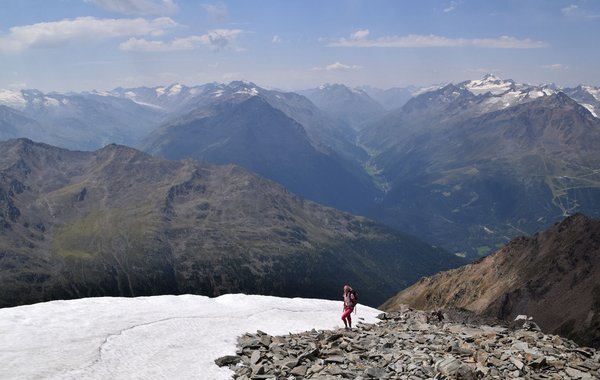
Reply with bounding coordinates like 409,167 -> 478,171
216,306 -> 599,379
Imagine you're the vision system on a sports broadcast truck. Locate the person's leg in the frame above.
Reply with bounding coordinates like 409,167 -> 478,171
341,307 -> 352,329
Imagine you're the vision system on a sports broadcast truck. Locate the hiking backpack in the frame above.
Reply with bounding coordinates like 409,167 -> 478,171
350,289 -> 359,307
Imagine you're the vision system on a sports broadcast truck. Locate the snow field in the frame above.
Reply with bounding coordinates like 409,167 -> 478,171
0,294 -> 381,380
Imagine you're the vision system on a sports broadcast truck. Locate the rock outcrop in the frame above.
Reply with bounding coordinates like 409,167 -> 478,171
217,306 -> 599,379
382,213 -> 600,348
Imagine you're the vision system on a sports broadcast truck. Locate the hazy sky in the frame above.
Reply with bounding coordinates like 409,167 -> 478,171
1,0 -> 599,92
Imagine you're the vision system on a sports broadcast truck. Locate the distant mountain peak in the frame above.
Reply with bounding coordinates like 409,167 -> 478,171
463,74 -> 515,95
223,81 -> 261,98
315,83 -> 367,95
155,83 -> 187,98
481,73 -> 503,82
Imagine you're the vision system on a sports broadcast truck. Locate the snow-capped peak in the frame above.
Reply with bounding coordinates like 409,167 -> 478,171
167,83 -> 183,97
234,87 -> 259,96
0,89 -> 27,110
314,83 -> 366,96
464,74 -> 515,95
86,90 -> 113,97
228,81 -> 260,97
481,73 -> 503,83
582,85 -> 600,102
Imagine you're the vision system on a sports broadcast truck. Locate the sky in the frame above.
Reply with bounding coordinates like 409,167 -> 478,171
0,294 -> 381,379
1,0 -> 599,92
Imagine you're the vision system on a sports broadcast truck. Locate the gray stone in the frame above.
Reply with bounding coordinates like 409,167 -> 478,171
309,363 -> 324,374
214,355 -> 241,367
251,363 -> 266,376
510,357 -> 524,370
259,334 -> 272,347
529,356 -> 547,369
325,364 -> 343,375
566,366 -> 594,379
324,355 -> 345,364
365,367 -> 387,378
279,358 -> 298,369
250,350 -> 261,365
456,364 -> 478,380
436,356 -> 462,375
290,365 -> 307,377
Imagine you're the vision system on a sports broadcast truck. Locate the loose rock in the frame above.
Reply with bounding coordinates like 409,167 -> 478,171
217,308 -> 600,379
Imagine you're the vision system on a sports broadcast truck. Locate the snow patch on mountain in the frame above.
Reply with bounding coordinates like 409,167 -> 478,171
0,89 -> 27,110
234,87 -> 259,96
582,104 -> 598,117
168,84 -> 182,96
412,84 -> 446,96
582,85 -> 600,102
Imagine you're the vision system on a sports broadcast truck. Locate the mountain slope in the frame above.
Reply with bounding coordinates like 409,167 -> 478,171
300,84 -> 386,130
0,138 -> 463,308
381,213 -> 600,348
0,105 -> 43,141
0,89 -> 164,150
564,85 -> 600,118
361,88 -> 600,258
143,85 -> 379,214
360,85 -> 416,111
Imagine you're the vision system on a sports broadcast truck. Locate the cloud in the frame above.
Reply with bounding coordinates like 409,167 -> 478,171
86,0 -> 178,15
202,2 -> 229,21
327,31 -> 548,49
443,1 -> 460,13
313,62 -> 362,71
561,4 -> 600,19
272,35 -> 282,43
540,63 -> 568,70
350,29 -> 370,40
119,29 -> 244,51
0,17 -> 178,53
562,4 -> 579,15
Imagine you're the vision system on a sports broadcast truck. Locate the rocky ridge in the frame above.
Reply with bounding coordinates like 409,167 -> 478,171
217,306 -> 600,379
381,213 -> 600,349
0,138 -> 462,307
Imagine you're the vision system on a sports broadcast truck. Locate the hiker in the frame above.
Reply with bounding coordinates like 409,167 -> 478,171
341,284 -> 357,330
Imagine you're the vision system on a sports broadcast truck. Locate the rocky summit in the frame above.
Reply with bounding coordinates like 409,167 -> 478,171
217,306 -> 600,379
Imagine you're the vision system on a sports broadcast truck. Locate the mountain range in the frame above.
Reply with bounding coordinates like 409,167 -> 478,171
382,213 -> 600,348
1,74 -> 600,260
0,138 -> 463,308
0,88 -> 163,150
140,81 -> 377,214
360,74 -> 600,258
299,84 -> 387,130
